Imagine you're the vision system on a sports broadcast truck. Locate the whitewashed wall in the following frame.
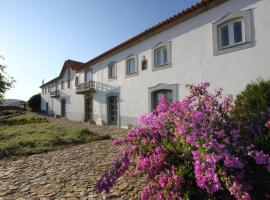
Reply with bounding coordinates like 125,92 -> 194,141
41,67 -> 85,121
83,0 -> 270,127
41,0 -> 270,127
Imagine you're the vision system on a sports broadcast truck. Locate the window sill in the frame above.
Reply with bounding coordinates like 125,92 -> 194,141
152,63 -> 172,71
214,41 -> 253,56
125,72 -> 138,78
108,77 -> 117,81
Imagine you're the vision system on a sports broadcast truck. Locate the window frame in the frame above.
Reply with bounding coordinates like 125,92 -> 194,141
108,62 -> 117,80
75,76 -> 79,87
217,18 -> 245,49
125,55 -> 138,77
212,9 -> 253,56
148,83 -> 178,112
152,41 -> 172,71
61,80 -> 64,90
152,89 -> 173,111
67,67 -> 71,89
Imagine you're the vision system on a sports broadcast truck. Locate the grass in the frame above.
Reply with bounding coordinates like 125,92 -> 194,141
0,113 -> 111,159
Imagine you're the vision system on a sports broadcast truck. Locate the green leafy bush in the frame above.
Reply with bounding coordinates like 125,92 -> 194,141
28,93 -> 41,112
232,79 -> 270,199
2,110 -> 18,116
232,78 -> 270,153
0,114 -> 48,125
233,79 -> 270,120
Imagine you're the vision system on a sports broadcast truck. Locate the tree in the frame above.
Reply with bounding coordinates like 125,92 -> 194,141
28,93 -> 41,112
0,56 -> 15,103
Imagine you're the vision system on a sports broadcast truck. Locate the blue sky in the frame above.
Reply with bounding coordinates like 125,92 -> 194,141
0,0 -> 199,101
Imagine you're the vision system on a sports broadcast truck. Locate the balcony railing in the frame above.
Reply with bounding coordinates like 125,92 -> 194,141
76,80 -> 96,94
50,90 -> 59,98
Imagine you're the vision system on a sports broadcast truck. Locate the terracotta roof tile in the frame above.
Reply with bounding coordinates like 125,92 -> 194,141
41,59 -> 84,87
77,0 -> 228,71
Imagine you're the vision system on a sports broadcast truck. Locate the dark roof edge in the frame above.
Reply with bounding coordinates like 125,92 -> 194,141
77,0 -> 229,71
40,60 -> 84,88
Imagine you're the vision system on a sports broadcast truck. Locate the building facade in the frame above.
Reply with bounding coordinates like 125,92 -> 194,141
40,0 -> 270,128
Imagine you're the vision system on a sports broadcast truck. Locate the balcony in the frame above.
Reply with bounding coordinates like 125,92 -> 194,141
76,80 -> 96,94
50,90 -> 59,98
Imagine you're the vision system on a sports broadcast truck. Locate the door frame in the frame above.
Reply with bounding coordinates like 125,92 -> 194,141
61,99 -> 66,118
46,102 -> 49,114
84,95 -> 93,122
106,92 -> 120,127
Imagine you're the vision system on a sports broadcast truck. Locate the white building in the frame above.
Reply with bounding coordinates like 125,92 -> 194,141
40,0 -> 270,128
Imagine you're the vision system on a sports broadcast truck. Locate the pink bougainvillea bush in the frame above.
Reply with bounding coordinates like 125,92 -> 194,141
96,83 -> 270,200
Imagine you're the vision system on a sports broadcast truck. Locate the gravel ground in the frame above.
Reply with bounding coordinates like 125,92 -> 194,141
0,117 -> 145,200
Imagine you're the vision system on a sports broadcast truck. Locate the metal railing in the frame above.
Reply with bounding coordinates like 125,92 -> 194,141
76,80 -> 95,94
50,90 -> 59,97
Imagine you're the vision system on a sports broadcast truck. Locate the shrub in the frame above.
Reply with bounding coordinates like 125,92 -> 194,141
28,93 -> 41,112
2,110 -> 18,116
79,128 -> 93,138
0,115 -> 48,125
232,79 -> 270,198
233,79 -> 270,118
97,83 -> 270,200
232,79 -> 270,153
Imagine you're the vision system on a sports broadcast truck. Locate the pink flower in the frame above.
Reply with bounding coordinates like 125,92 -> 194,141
265,119 -> 270,128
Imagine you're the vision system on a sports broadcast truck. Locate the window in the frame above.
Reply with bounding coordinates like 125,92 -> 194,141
67,68 -> 71,88
61,81 -> 64,90
152,42 -> 171,71
75,76 -> 79,86
148,83 -> 177,112
154,46 -> 168,67
84,69 -> 92,82
108,62 -> 117,79
152,89 -> 173,110
213,9 -> 253,55
126,56 -> 137,75
218,18 -> 244,49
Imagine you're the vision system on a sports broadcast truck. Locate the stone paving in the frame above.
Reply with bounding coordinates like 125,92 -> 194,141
0,119 -> 145,200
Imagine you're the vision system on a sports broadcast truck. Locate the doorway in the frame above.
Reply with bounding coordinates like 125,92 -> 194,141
107,96 -> 118,125
61,99 -> 66,117
46,102 -> 48,114
84,96 -> 93,122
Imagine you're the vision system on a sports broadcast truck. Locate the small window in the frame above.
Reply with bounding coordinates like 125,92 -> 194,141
84,69 -> 92,82
234,21 -> 243,43
152,41 -> 171,71
126,57 -> 137,75
220,25 -> 229,48
75,76 -> 79,86
154,46 -> 168,67
152,89 -> 173,111
213,9 -> 253,55
61,81 -> 64,90
218,19 -> 244,49
108,62 -> 117,79
67,68 -> 71,88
